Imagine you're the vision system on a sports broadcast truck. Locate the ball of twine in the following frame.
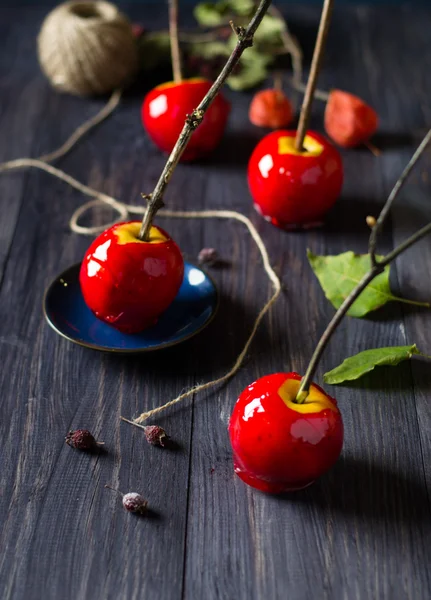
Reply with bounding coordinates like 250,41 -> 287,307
37,0 -> 139,96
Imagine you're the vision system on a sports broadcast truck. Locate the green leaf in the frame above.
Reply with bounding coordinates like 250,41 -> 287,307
189,41 -> 230,60
194,1 -> 230,26
227,61 -> 267,90
324,344 -> 422,384
227,0 -> 255,15
137,32 -> 171,70
307,250 -> 430,318
253,14 -> 286,43
225,34 -> 274,66
227,48 -> 270,90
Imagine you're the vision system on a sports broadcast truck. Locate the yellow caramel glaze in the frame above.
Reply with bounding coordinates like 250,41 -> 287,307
154,77 -> 207,91
278,135 -> 324,157
114,223 -> 167,245
278,378 -> 337,414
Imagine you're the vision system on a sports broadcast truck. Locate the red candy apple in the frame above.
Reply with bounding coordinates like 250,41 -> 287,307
141,78 -> 230,161
229,372 -> 343,493
80,221 -> 184,334
248,130 -> 343,229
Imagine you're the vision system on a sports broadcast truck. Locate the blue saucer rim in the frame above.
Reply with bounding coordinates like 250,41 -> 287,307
43,262 -> 219,353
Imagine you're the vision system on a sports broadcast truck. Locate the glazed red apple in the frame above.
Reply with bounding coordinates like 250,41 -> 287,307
248,130 -> 343,229
141,78 -> 230,161
229,372 -> 343,493
79,221 -> 184,334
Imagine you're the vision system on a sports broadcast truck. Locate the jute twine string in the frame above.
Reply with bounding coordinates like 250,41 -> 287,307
0,95 -> 282,426
37,1 -> 138,97
0,89 -> 122,173
122,209 -> 282,425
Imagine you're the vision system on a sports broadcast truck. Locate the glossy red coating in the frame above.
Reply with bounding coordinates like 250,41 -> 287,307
324,89 -> 378,148
248,130 -> 343,229
228,372 -> 344,493
79,222 -> 184,334
141,78 -> 230,161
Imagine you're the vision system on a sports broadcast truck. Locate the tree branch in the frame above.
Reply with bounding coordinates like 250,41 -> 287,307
368,128 -> 431,266
138,0 -> 273,241
296,128 -> 431,402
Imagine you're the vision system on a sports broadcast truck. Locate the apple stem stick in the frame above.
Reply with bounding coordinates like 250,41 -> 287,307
169,0 -> 183,83
294,0 -> 335,152
296,128 -> 431,403
138,0 -> 273,242
273,71 -> 283,92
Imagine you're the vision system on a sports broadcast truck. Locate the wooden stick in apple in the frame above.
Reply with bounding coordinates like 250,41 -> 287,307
295,128 -> 431,402
169,0 -> 183,83
138,0 -> 273,241
294,0 -> 334,152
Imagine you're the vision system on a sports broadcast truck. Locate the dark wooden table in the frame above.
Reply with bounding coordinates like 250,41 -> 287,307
1,3 -> 431,599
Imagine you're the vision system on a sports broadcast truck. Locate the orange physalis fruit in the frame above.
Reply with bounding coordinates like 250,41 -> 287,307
324,89 -> 378,148
249,89 -> 293,129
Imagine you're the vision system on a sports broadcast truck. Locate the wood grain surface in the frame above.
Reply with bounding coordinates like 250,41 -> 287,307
0,4 -> 430,600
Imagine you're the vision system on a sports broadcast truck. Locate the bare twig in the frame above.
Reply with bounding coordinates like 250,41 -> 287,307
273,71 -> 283,91
368,128 -> 431,267
169,0 -> 183,83
296,129 -> 431,402
291,79 -> 329,102
138,0 -> 273,241
295,0 -> 335,151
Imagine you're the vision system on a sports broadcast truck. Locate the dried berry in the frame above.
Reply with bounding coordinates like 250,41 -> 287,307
123,493 -> 148,514
144,425 -> 169,447
105,485 -> 148,515
65,429 -> 104,451
198,247 -> 219,267
324,89 -> 378,148
249,89 -> 293,129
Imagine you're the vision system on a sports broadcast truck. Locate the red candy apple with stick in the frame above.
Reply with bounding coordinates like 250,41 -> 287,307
142,78 -> 230,161
141,0 -> 230,160
80,222 -> 184,334
249,0 -> 343,230
229,372 -> 343,493
80,0 -> 272,334
248,129 -> 343,228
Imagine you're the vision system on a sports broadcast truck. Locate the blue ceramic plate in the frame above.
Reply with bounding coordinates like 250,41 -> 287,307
43,262 -> 218,352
